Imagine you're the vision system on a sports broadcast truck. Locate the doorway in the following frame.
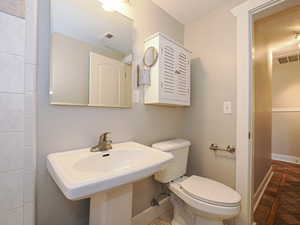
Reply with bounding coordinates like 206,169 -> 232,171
232,0 -> 300,225
253,5 -> 300,224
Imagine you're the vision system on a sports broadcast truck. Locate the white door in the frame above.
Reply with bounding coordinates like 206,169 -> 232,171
89,52 -> 123,107
119,64 -> 132,107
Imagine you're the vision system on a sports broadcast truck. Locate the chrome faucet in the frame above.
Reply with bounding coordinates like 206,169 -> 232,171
90,132 -> 112,152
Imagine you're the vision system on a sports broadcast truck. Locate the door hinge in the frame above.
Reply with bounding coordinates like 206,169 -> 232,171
248,132 -> 251,140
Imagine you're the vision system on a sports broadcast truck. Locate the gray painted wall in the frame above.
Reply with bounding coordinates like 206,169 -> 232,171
272,60 -> 300,158
253,20 -> 272,192
273,113 -> 300,158
37,0 -> 184,225
183,0 -> 244,188
273,61 -> 300,107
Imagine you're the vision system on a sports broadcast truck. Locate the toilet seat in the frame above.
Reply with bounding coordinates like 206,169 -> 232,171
169,177 -> 241,219
180,176 -> 241,207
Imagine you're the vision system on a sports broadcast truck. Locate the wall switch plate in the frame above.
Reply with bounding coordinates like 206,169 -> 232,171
133,90 -> 140,103
224,101 -> 232,114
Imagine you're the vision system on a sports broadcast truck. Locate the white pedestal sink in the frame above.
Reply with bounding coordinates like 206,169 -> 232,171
47,142 -> 173,225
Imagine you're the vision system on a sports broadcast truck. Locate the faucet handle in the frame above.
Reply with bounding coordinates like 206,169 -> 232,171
99,132 -> 111,143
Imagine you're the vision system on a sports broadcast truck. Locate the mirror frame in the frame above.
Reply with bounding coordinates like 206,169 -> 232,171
143,47 -> 159,68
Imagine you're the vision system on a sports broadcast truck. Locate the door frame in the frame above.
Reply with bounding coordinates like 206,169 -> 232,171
231,0 -> 286,225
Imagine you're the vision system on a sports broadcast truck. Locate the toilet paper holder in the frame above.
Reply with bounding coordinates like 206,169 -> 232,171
209,144 -> 235,154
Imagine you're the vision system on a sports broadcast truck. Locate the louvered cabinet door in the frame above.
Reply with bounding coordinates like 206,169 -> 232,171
144,33 -> 191,106
175,47 -> 191,104
159,38 -> 177,101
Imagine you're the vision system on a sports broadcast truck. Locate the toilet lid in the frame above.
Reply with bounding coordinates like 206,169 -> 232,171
180,176 -> 241,207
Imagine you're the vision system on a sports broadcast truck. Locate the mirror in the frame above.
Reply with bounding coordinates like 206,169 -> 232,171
50,0 -> 133,108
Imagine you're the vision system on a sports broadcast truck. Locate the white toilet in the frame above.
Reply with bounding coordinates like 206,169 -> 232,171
152,139 -> 241,225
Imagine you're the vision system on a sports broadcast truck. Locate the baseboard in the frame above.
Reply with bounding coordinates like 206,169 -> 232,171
132,197 -> 172,225
272,153 -> 300,164
272,106 -> 300,112
253,166 -> 273,212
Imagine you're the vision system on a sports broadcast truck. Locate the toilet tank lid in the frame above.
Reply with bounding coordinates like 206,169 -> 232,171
152,139 -> 191,152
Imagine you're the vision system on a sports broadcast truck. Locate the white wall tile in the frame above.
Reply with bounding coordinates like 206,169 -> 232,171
0,94 -> 24,131
0,207 -> 23,225
23,147 -> 35,173
0,171 -> 23,210
0,12 -> 25,56
0,53 -> 24,93
25,64 -> 36,92
23,173 -> 35,202
24,0 -> 37,222
0,1 -> 37,224
24,93 -> 35,117
0,133 -> 24,172
25,0 -> 37,64
24,202 -> 34,225
24,117 -> 35,147
7,207 -> 23,225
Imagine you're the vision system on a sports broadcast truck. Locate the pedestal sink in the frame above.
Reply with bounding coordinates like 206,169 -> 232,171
47,142 -> 173,225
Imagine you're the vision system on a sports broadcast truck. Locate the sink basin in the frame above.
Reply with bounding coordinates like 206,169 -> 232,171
73,149 -> 150,173
47,142 -> 173,200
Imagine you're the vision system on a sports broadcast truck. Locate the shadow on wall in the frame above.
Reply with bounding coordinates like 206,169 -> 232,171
185,58 -> 207,176
184,58 -> 236,189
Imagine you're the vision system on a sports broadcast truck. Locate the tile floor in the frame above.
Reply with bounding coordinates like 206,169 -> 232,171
254,160 -> 300,225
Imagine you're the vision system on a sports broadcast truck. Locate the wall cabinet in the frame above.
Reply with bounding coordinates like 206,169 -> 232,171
144,33 -> 191,106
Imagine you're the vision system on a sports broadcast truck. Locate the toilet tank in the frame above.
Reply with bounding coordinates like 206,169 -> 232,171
152,139 -> 191,183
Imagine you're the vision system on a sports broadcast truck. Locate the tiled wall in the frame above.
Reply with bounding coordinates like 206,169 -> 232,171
0,0 -> 37,225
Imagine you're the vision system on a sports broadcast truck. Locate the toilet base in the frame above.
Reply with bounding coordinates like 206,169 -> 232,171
171,194 -> 224,225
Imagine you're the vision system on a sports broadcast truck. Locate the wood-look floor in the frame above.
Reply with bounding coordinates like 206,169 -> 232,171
254,160 -> 300,225
149,219 -> 171,225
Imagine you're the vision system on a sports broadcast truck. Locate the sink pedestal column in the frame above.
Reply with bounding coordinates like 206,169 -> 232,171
89,183 -> 133,225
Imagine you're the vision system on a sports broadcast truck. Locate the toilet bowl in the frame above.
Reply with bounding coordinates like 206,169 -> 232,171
152,139 -> 241,225
168,176 -> 240,225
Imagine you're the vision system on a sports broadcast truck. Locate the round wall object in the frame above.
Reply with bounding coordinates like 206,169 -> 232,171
143,47 -> 159,68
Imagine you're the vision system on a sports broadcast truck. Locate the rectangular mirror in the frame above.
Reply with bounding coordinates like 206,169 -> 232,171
50,0 -> 133,108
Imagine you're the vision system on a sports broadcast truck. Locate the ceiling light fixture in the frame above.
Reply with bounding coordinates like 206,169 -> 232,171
99,0 -> 129,12
102,3 -> 115,12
